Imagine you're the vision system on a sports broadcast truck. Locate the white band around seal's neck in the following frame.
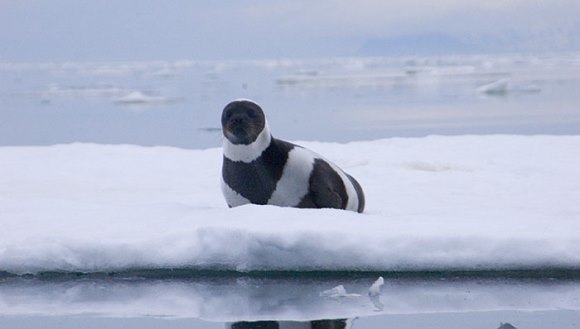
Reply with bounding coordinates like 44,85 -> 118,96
223,121 -> 271,163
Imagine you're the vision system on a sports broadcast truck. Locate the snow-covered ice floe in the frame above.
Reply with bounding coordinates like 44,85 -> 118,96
1,135 -> 580,275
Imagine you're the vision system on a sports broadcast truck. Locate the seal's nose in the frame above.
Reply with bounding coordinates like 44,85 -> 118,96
229,113 -> 250,128
231,117 -> 243,125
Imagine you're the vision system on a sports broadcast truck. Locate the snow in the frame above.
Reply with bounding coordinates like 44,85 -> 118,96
1,135 -> 580,275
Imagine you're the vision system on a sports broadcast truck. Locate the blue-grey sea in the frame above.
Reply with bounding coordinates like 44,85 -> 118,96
2,53 -> 580,149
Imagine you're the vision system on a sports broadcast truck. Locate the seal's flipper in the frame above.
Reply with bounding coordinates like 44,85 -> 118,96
308,159 -> 347,209
311,184 -> 343,209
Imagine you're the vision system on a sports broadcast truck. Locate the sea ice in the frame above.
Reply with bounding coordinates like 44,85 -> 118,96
115,91 -> 171,105
320,285 -> 361,298
477,79 -> 510,95
477,79 -> 541,95
1,135 -> 579,274
368,277 -> 384,297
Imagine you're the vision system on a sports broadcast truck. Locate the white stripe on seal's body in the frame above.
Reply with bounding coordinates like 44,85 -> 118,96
267,147 -> 315,207
223,121 -> 272,163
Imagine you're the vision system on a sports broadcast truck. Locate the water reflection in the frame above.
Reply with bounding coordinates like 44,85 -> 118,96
228,319 -> 350,329
1,274 -> 579,320
2,274 -> 580,328
228,320 -> 521,329
228,319 -> 524,329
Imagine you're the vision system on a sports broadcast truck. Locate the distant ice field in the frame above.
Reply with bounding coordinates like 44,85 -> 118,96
1,135 -> 579,275
1,53 -> 580,148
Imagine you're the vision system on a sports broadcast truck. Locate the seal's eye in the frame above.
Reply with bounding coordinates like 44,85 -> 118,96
225,111 -> 233,120
247,109 -> 257,118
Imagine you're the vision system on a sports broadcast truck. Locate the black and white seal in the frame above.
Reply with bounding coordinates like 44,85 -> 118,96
221,99 -> 365,213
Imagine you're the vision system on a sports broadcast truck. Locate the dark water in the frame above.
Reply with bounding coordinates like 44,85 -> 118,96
2,54 -> 580,149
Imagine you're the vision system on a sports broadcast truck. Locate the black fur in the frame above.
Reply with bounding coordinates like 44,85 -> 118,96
298,159 -> 348,209
222,139 -> 294,204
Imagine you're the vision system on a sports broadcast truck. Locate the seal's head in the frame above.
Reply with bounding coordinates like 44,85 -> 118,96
221,99 -> 266,145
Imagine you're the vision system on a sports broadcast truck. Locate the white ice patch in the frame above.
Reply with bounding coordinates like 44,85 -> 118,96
268,147 -> 315,207
115,91 -> 171,104
320,285 -> 361,298
223,121 -> 272,163
368,276 -> 384,297
477,79 -> 541,96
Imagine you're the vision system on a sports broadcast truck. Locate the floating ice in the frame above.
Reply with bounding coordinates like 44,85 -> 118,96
477,79 -> 541,95
42,84 -> 130,97
477,79 -> 510,95
115,91 -> 172,105
320,285 -> 361,298
368,277 -> 384,297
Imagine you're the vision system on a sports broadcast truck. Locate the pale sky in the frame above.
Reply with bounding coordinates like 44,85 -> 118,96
1,0 -> 579,61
